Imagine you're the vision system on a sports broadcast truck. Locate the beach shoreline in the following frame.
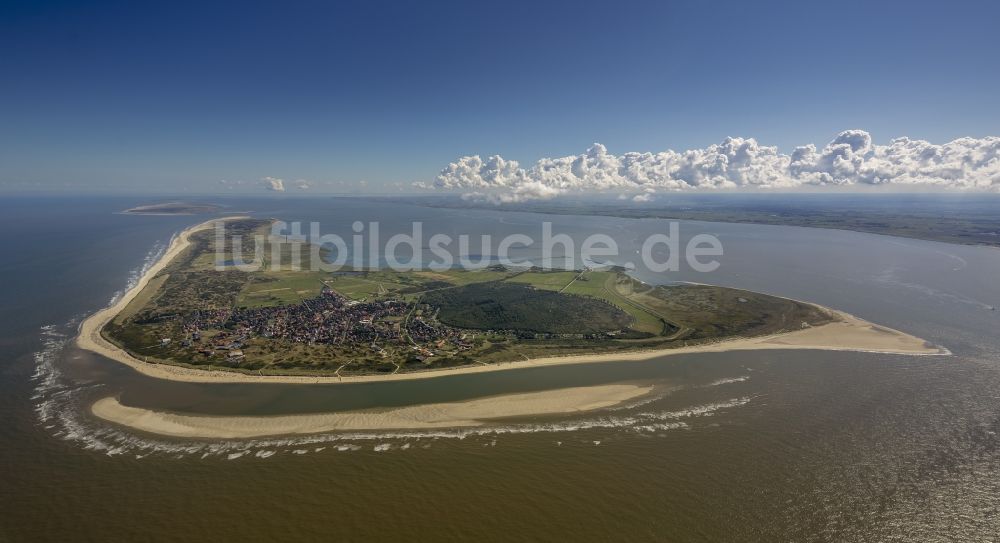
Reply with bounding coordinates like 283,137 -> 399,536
76,218 -> 949,386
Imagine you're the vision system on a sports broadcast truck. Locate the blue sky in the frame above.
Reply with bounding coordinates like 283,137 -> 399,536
1,0 -> 998,194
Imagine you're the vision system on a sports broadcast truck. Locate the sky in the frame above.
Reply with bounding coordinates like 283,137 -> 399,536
1,0 -> 998,195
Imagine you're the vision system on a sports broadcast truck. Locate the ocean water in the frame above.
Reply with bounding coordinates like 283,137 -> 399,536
4,195 -> 1000,541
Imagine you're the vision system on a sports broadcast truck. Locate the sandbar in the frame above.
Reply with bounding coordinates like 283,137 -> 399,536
92,383 -> 653,438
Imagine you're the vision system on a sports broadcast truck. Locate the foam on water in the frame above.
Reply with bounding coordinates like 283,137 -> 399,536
706,376 -> 750,386
107,240 -> 167,306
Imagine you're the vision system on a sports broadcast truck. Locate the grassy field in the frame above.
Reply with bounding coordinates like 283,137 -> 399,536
505,270 -> 580,291
412,268 -> 513,286
323,275 -> 391,300
560,271 -> 669,336
325,270 -> 436,300
238,271 -> 329,308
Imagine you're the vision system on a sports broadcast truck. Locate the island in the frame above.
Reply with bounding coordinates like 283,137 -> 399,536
77,217 -> 945,386
122,202 -> 223,215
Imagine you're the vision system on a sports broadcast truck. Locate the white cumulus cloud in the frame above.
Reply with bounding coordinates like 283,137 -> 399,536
263,176 -> 285,192
432,131 -> 1000,201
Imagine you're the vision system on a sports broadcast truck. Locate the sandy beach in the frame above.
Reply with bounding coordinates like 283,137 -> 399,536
92,383 -> 653,437
76,218 -> 948,386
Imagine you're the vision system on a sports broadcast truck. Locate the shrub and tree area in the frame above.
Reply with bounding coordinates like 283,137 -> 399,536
423,281 -> 632,335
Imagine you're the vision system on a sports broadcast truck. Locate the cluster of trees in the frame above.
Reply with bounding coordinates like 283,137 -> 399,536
423,281 -> 631,335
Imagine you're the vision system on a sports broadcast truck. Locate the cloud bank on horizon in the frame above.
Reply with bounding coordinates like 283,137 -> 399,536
430,131 -> 1000,203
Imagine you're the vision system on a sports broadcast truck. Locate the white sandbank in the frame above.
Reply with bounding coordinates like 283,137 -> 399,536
91,384 -> 653,438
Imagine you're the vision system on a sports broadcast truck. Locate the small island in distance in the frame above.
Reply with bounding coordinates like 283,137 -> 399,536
77,218 -> 944,384
122,201 -> 223,215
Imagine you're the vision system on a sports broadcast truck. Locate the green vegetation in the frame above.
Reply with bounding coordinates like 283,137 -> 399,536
506,270 -> 580,291
423,281 -> 632,335
412,268 -> 512,286
239,271 -> 329,308
104,218 -> 836,377
322,272 -> 413,301
563,271 -> 672,336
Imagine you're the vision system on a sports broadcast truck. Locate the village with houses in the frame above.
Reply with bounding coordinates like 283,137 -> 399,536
175,286 -> 475,369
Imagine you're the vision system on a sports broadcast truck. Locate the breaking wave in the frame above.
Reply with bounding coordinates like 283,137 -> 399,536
108,239 -> 167,306
706,376 -> 750,387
